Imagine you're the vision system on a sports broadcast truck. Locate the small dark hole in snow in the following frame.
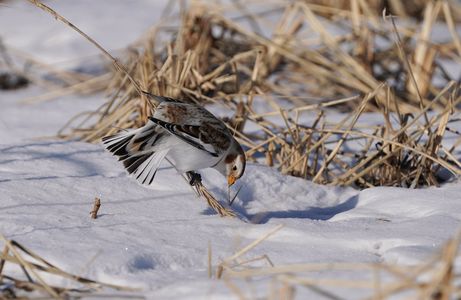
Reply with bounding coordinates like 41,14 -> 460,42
129,255 -> 155,272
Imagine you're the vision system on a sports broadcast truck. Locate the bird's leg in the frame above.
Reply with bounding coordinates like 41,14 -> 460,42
187,171 -> 202,186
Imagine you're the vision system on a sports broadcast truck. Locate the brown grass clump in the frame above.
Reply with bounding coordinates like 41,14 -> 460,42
214,225 -> 461,300
22,0 -> 461,191
51,0 -> 461,190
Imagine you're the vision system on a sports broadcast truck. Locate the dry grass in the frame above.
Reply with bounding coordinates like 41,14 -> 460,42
45,0 -> 461,190
214,225 -> 461,300
0,234 -> 140,299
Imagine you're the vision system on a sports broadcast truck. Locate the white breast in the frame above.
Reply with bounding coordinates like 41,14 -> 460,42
163,136 -> 223,173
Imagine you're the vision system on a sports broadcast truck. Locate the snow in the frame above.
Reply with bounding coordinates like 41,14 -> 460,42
1,1 -> 461,299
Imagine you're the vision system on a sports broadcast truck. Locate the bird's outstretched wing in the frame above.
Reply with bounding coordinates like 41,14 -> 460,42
101,121 -> 169,186
149,117 -> 220,157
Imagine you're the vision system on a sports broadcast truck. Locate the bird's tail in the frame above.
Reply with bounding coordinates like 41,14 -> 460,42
102,123 -> 169,186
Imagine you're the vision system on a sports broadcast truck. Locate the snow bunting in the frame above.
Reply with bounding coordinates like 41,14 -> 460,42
102,95 -> 246,187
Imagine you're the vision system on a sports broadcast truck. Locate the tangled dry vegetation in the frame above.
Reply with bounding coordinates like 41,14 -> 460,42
214,225 -> 461,300
46,0 -> 461,190
0,234 -> 137,299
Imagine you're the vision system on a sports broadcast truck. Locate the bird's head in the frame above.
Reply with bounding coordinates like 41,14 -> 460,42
223,144 -> 246,186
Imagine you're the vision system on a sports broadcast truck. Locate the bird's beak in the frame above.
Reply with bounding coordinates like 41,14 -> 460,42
227,175 -> 236,186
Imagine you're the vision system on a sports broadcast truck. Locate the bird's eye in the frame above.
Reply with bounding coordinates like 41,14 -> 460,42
232,166 -> 237,171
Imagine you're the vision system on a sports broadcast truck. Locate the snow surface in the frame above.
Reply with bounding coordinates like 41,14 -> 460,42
1,1 -> 461,299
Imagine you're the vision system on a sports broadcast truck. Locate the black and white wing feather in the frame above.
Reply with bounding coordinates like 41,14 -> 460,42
102,121 -> 169,186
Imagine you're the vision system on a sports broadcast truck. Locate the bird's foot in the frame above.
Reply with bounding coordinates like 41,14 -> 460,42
187,171 -> 202,186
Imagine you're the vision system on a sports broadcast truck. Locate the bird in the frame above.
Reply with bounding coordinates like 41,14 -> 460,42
101,95 -> 246,188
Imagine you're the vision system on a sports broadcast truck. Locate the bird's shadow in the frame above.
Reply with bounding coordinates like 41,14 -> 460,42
201,181 -> 358,224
